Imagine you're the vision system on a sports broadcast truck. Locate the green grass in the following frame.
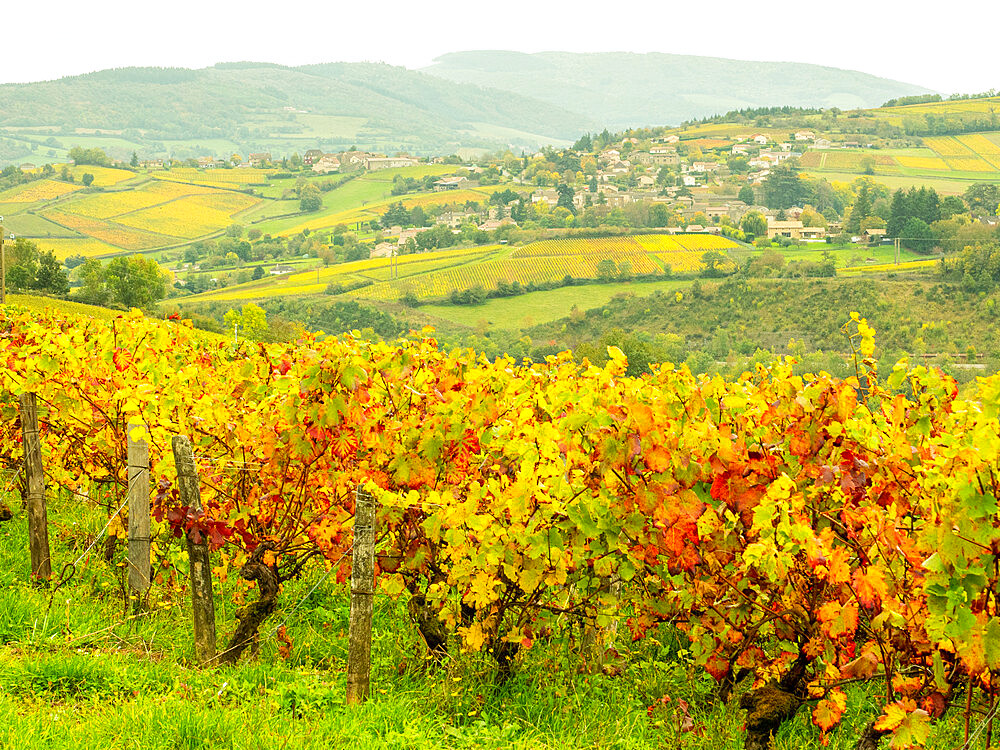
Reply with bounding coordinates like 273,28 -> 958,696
2,212 -> 83,237
421,279 -> 690,330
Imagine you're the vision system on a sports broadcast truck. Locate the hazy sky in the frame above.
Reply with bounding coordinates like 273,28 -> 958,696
1,0 -> 994,95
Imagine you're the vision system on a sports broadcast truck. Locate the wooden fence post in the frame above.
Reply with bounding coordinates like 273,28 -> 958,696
127,423 -> 150,612
19,393 -> 50,584
346,486 -> 376,705
171,435 -> 217,664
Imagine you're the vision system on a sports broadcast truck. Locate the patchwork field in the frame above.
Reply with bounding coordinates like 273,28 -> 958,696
41,210 -> 173,250
66,181 -> 216,219
66,165 -> 138,187
33,237 -> 124,260
0,179 -> 81,203
346,234 -> 743,302
114,192 -> 260,239
154,168 -> 276,187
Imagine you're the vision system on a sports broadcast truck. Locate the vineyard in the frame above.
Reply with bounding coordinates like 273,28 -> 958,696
345,235 -> 742,302
113,192 -> 261,239
154,168 -> 276,187
0,179 -> 81,203
3,305 -> 1000,748
40,210 -> 172,251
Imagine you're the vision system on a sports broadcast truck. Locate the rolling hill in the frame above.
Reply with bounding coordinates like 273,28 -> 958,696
423,50 -> 933,130
0,62 -> 588,166
0,52 -> 933,168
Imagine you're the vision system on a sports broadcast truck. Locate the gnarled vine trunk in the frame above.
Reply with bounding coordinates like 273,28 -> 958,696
218,545 -> 280,665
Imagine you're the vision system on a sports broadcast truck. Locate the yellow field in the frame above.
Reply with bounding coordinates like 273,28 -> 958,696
284,245 -> 501,285
896,156 -> 951,171
512,237 -> 660,274
957,134 -> 1000,169
924,137 -> 973,157
943,157 -> 996,172
34,237 -> 122,261
352,253 -> 673,302
3,293 -> 118,320
42,211 -> 171,250
154,169 -> 276,186
634,234 -> 739,272
68,165 -> 137,187
115,192 -> 260,239
0,179 -> 81,203
65,181 -> 216,219
281,189 -> 491,235
838,259 -> 938,275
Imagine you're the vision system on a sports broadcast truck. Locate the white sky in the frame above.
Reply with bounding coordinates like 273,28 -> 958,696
1,0 -> 995,95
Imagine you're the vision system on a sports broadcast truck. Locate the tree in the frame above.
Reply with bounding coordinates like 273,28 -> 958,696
740,210 -> 768,239
556,184 -> 576,214
81,173 -> 94,187
761,161 -> 811,209
738,185 -> 756,205
381,202 -> 410,229
104,255 -> 168,308
964,183 -> 999,215
845,181 -> 873,234
130,152 -> 139,168
224,303 -> 268,342
299,183 -> 322,212
901,217 -> 935,254
700,250 -> 726,277
34,250 -> 69,296
596,259 -> 617,281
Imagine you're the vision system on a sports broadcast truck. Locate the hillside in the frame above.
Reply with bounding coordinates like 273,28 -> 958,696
0,62 -> 588,166
423,51 -> 932,129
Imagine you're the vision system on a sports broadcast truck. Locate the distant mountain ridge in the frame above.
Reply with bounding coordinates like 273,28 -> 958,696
0,52 -> 932,167
423,51 -> 934,129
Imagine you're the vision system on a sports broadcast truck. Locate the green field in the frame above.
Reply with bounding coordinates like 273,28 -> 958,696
422,278 -> 690,329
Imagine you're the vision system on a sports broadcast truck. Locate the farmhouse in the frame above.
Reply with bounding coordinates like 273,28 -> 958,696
248,153 -> 272,167
433,176 -> 468,191
766,218 -> 827,241
312,154 -> 341,174
303,149 -> 324,166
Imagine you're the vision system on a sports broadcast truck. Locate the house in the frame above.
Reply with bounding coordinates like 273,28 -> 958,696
638,175 -> 657,188
197,156 -> 219,169
478,218 -> 517,231
752,134 -> 768,145
662,135 -> 680,144
269,263 -> 295,275
303,149 -> 324,166
248,153 -> 272,167
861,228 -> 887,243
682,175 -> 697,187
692,161 -> 720,173
370,242 -> 396,259
794,131 -> 815,141
598,149 -> 621,163
814,138 -> 833,149
339,151 -> 369,172
650,149 -> 680,166
436,210 -> 477,228
433,176 -> 468,191
732,144 -> 750,156
531,188 -> 560,206
366,156 -> 418,171
766,218 -> 826,240
19,163 -> 36,172
141,158 -> 164,170
631,151 -> 653,166
312,154 -> 341,174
